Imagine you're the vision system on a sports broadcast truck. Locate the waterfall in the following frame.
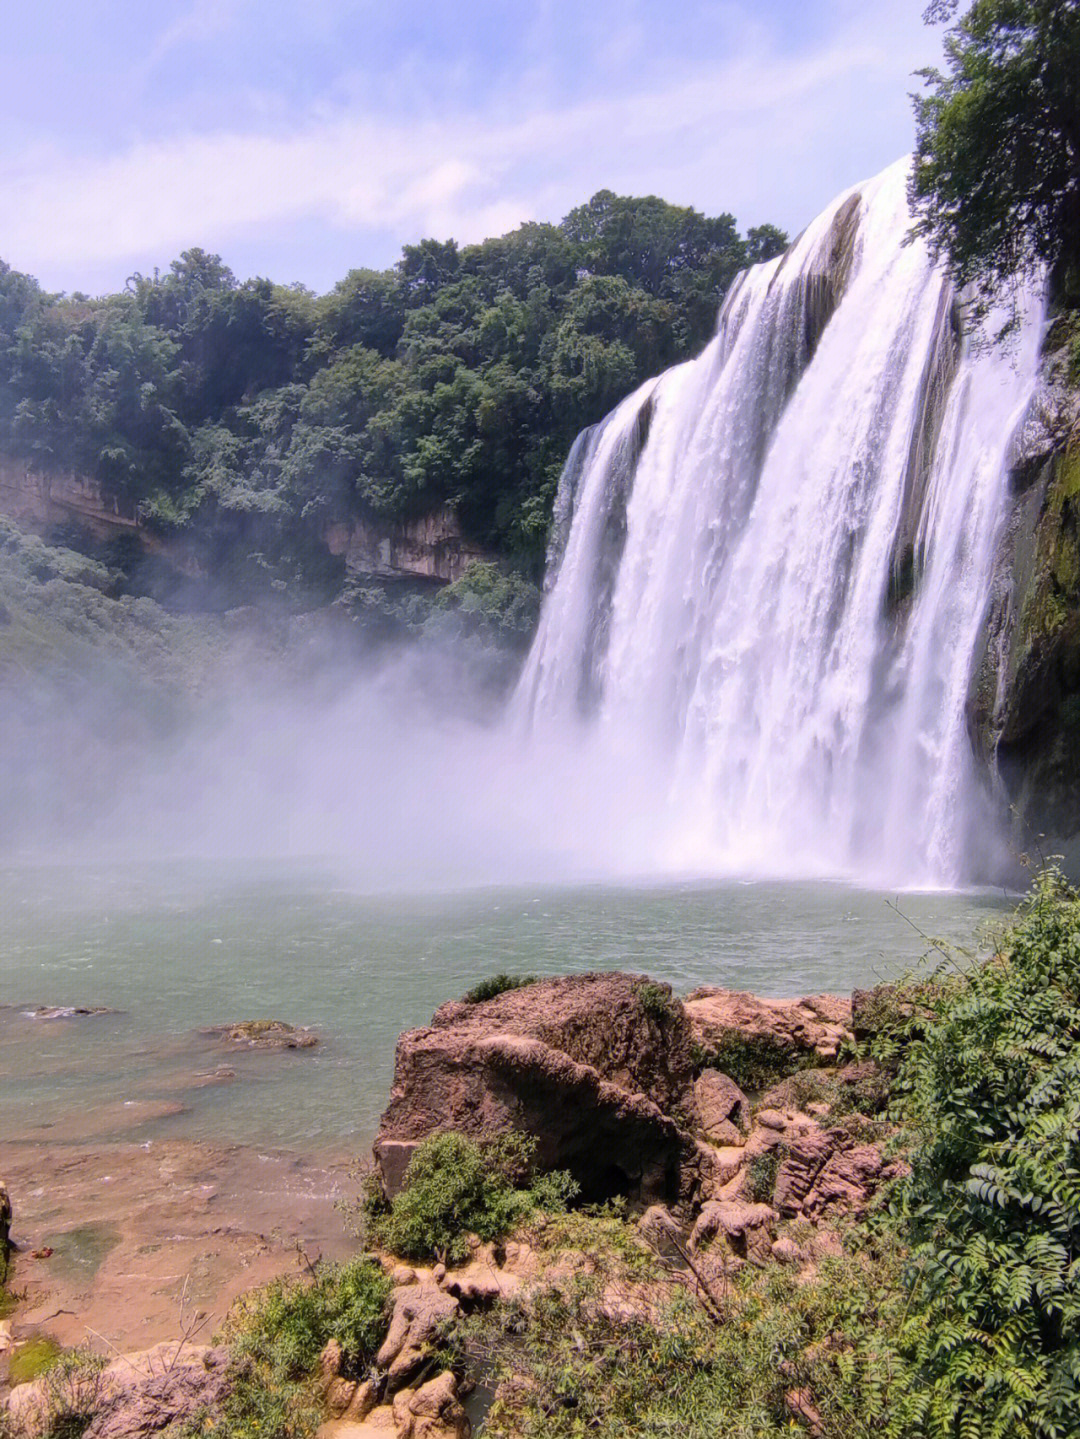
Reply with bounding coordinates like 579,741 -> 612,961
515,158 -> 1044,888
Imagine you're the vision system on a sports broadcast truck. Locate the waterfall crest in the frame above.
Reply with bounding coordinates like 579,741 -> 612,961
515,159 -> 1044,888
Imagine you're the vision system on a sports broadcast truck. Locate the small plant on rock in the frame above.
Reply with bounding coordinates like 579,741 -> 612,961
744,1150 -> 781,1205
462,973 -> 537,1004
637,982 -> 678,1023
370,1131 -> 578,1266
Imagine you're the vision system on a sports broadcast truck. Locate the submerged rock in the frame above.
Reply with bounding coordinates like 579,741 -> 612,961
207,1020 -> 318,1050
25,1006 -> 117,1021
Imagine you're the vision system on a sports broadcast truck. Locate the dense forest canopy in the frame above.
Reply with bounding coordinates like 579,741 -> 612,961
0,195 -> 787,607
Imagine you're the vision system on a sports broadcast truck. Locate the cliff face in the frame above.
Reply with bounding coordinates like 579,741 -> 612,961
0,458 -> 489,590
0,458 -> 142,544
967,325 -> 1080,853
324,509 -> 488,585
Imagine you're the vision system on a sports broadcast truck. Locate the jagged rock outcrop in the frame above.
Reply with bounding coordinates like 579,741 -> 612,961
374,974 -> 698,1206
376,1283 -> 461,1391
324,508 -> 488,584
683,989 -> 852,1068
0,1181 -> 11,1281
0,459 -> 144,546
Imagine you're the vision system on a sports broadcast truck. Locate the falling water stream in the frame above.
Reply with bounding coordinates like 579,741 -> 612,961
517,159 -> 1043,888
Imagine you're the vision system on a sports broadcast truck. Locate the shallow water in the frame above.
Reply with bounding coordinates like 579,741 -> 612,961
0,861 -> 1011,1152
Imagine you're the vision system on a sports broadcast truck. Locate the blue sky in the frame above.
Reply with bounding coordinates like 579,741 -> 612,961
1,1 -> 943,295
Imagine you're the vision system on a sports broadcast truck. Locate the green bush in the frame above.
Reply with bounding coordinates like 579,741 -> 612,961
457,1218 -> 901,1439
226,1256 -> 391,1382
462,973 -> 537,1004
209,1257 -> 393,1439
693,1031 -> 812,1093
371,1131 -> 577,1265
744,1149 -> 781,1205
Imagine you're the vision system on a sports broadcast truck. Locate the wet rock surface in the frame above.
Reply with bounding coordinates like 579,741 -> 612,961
206,1019 -> 319,1050
0,1140 -> 354,1354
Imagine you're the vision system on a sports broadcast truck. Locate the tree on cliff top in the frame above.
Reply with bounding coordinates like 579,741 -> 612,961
909,0 -> 1080,314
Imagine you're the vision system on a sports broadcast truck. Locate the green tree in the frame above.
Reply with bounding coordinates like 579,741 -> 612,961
910,0 -> 1080,312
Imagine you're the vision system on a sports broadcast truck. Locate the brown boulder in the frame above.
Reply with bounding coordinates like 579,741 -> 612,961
689,1199 -> 777,1265
376,1283 -> 460,1390
392,1371 -> 470,1439
693,1070 -> 748,1144
772,1124 -> 834,1215
773,1122 -> 899,1219
374,974 -> 697,1206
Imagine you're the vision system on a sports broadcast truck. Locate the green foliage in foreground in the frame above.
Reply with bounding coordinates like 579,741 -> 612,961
209,1257 -> 392,1439
885,865 -> 1080,1438
459,1231 -> 903,1439
368,1131 -> 578,1266
910,0 -> 1080,318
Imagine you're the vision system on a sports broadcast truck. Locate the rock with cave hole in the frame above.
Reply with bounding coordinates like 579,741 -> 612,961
373,973 -> 698,1208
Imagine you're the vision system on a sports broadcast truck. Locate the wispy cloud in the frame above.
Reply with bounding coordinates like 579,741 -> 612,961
0,2 -> 937,292
141,0 -> 250,77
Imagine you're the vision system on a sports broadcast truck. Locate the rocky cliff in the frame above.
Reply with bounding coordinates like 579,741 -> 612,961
0,457 -> 489,591
967,319 -> 1080,857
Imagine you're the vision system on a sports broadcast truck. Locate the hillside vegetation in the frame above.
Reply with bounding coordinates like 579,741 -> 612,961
0,198 -> 786,608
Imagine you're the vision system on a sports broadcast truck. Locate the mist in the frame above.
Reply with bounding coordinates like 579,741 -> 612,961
0,626 -> 680,892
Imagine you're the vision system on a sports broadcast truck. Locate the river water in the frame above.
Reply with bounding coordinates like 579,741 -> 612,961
1,860 -> 1011,1154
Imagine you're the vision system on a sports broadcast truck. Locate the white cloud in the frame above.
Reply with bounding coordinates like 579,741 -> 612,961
0,5 -> 938,291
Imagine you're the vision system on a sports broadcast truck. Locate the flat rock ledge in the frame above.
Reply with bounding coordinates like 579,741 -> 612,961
8,1343 -> 236,1439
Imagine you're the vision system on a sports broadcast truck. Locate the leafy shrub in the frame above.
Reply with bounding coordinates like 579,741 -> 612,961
887,865 -> 1080,1437
456,1216 -> 901,1439
637,981 -> 678,1023
462,973 -> 537,1004
225,1257 -> 391,1382
210,1258 -> 391,1439
744,1149 -> 781,1205
370,1131 -> 577,1265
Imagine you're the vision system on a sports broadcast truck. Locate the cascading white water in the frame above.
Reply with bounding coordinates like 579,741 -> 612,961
516,158 -> 1044,888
